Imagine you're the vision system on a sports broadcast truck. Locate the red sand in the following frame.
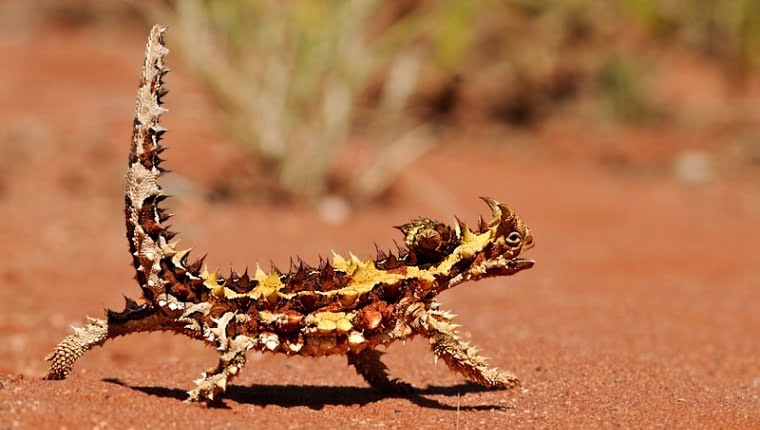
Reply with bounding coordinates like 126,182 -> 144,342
1,23 -> 759,430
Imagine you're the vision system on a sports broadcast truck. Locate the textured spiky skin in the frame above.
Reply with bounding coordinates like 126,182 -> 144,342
45,25 -> 537,405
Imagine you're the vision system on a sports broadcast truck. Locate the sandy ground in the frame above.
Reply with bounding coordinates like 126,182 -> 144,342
1,22 -> 759,430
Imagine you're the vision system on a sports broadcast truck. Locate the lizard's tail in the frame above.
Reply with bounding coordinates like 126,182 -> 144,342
124,26 -> 201,307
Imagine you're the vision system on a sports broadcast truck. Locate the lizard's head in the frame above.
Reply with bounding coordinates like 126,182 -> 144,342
397,197 -> 534,291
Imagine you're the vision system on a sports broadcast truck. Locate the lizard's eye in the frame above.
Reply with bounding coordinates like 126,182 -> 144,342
505,232 -> 522,247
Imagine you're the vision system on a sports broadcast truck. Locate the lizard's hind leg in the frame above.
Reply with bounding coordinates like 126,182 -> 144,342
45,297 -> 170,380
347,349 -> 413,393
45,316 -> 109,380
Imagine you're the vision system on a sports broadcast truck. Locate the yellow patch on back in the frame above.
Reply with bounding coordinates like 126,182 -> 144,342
202,227 -> 494,303
201,268 -> 226,298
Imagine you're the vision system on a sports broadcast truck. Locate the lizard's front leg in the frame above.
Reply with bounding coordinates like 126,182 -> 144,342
411,304 -> 520,389
187,324 -> 254,404
187,346 -> 247,404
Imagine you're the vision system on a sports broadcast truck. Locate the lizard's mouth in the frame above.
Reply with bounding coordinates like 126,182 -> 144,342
511,258 -> 535,271
465,256 -> 535,281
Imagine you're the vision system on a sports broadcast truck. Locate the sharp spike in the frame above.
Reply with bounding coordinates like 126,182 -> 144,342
462,222 -> 475,242
400,249 -> 417,266
187,254 -> 207,273
158,209 -> 173,223
270,261 -> 282,275
479,196 -> 503,224
174,248 -> 192,266
477,215 -> 488,233
240,268 -> 251,286
331,250 -> 347,267
292,261 -> 308,282
374,243 -> 388,262
215,377 -> 227,390
453,216 -> 462,238
255,263 -> 266,278
152,124 -> 168,133
384,252 -> 400,269
498,202 -> 516,222
393,224 -> 410,235
322,259 -> 334,273
393,240 -> 404,254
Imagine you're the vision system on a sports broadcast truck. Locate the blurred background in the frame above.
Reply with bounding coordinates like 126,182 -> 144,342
2,0 -> 758,208
0,2 -> 759,427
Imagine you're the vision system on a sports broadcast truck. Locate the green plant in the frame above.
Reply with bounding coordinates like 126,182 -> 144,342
141,0 -> 439,201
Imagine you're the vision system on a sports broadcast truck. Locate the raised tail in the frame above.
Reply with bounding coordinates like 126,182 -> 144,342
124,25 -> 184,306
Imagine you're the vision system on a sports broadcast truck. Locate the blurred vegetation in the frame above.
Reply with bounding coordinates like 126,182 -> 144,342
141,0 -> 438,202
621,0 -> 760,71
28,0 -> 760,199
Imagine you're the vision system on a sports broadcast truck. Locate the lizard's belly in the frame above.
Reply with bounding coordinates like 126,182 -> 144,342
247,327 -> 395,357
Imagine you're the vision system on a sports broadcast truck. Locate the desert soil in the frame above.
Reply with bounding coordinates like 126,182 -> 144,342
1,22 -> 759,430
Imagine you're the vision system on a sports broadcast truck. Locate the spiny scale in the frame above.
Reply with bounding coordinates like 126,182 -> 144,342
44,25 -> 537,405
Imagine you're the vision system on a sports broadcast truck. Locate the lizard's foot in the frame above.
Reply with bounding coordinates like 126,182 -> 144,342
186,371 -> 233,405
186,333 -> 252,404
480,367 -> 521,389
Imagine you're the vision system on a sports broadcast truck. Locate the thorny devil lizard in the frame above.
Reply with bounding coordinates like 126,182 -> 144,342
45,25 -> 536,404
